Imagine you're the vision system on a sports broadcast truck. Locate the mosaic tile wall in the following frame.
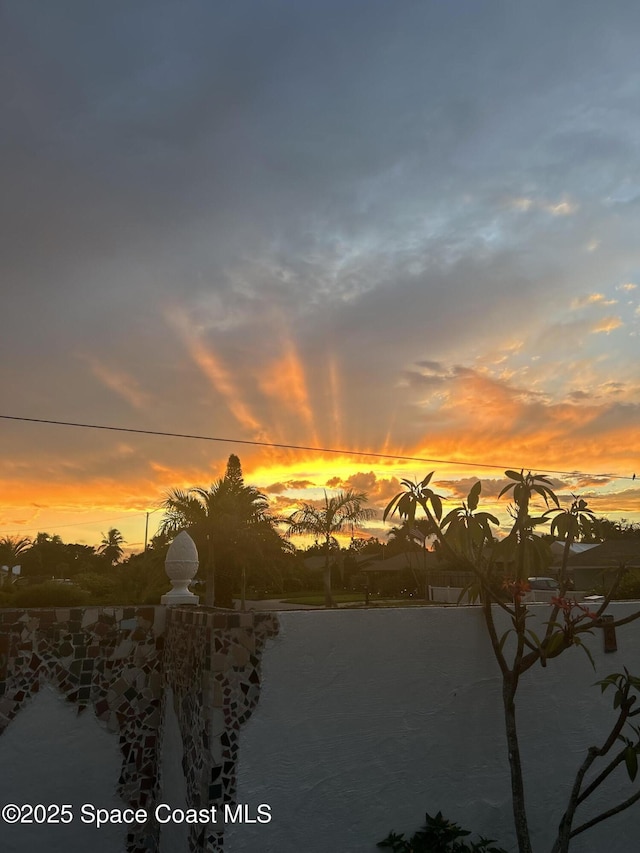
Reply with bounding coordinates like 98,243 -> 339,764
162,608 -> 279,853
0,606 -> 165,852
0,606 -> 278,853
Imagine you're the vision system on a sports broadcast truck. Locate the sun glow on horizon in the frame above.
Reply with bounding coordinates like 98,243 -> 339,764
1,433 -> 639,552
3,298 -> 640,547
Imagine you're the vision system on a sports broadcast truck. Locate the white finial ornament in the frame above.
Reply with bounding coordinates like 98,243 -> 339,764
162,530 -> 200,605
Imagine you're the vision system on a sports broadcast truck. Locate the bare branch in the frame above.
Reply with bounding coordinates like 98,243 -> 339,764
570,787 -> 640,838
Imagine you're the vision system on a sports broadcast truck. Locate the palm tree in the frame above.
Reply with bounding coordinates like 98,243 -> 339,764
0,535 -> 31,565
0,536 -> 31,584
98,528 -> 125,565
161,484 -> 219,606
286,490 -> 375,608
160,455 -> 288,608
35,532 -> 63,546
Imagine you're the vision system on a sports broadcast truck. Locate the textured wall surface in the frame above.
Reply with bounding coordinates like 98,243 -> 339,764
1,603 -> 639,853
0,684 -> 126,852
0,606 -> 166,851
0,606 -> 277,853
227,604 -> 640,853
161,608 -> 278,853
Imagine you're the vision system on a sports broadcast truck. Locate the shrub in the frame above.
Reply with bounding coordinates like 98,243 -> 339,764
13,581 -> 89,607
0,588 -> 16,607
614,569 -> 640,600
377,811 -> 507,853
74,571 -> 118,602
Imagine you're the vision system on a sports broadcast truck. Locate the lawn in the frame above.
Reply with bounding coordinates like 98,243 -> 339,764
279,593 -> 438,607
280,591 -> 369,606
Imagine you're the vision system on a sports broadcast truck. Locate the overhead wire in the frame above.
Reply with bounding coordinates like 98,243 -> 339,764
0,413 -> 637,537
0,513 -> 150,536
0,414 -> 635,481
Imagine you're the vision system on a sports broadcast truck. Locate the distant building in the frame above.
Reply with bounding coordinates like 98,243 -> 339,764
553,540 -> 640,591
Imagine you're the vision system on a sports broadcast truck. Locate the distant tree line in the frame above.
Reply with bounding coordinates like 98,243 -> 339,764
1,455 -> 639,610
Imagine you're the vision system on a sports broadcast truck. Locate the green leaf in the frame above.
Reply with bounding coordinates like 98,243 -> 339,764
575,638 -> 596,670
498,483 -> 515,499
477,515 -> 498,543
468,480 -> 482,511
526,629 -> 542,648
441,508 -> 461,528
498,629 -> 512,653
465,582 -> 482,604
546,632 -> 565,656
382,499 -> 396,522
504,470 -> 522,481
514,482 -> 524,505
430,494 -> 443,521
596,674 -> 621,693
396,494 -> 412,519
532,485 -> 557,507
625,745 -> 638,781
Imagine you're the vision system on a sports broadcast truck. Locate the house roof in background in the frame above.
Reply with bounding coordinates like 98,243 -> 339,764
361,551 -> 442,574
550,541 -> 599,558
562,540 -> 640,568
303,550 -> 443,574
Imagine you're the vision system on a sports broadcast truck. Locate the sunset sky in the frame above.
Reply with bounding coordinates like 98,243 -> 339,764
2,1 -> 640,552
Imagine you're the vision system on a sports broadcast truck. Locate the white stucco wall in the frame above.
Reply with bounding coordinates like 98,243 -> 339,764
158,687 -> 189,853
0,685 -> 127,852
227,604 -> 640,853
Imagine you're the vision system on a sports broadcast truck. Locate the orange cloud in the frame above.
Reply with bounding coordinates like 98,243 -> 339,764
258,339 -> 318,443
572,293 -> 618,309
400,366 -> 640,484
4,333 -> 640,549
327,355 -> 343,446
591,316 -> 623,334
189,340 -> 264,433
87,359 -> 151,410
264,478 -> 315,494
167,308 -> 267,438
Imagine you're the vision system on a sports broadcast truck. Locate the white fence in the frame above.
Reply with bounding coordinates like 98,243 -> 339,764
429,585 -> 594,605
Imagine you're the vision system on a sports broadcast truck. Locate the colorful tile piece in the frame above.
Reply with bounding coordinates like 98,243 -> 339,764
0,605 -> 278,853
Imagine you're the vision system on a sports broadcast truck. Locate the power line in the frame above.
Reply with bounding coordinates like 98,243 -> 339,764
0,512 -> 147,536
0,413 -> 634,481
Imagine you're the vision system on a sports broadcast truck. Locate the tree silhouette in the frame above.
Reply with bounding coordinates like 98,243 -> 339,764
386,470 -> 640,853
0,536 -> 31,585
160,454 -> 290,608
98,528 -> 125,565
0,535 -> 31,566
287,490 -> 375,608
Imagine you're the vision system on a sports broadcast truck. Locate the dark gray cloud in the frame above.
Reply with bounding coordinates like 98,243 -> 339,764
2,0 -> 640,524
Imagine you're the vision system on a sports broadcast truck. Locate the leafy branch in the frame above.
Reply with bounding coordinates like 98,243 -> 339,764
383,469 -> 640,852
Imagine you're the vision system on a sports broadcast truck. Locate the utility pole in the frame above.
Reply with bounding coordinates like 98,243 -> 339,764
144,507 -> 161,551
